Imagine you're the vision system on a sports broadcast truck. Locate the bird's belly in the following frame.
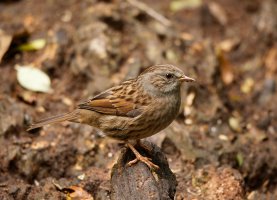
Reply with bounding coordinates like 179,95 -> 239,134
118,101 -> 179,140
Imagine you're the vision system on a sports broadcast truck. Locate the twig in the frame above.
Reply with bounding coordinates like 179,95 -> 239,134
127,0 -> 172,27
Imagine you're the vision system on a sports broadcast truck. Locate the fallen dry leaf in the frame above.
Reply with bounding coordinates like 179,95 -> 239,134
218,38 -> 240,52
170,0 -> 202,11
240,78 -> 254,94
53,182 -> 94,200
208,2 -> 228,26
17,38 -> 46,51
31,140 -> 50,150
229,116 -> 242,132
264,47 -> 277,75
16,65 -> 52,93
0,29 -> 12,63
67,186 -> 94,200
216,47 -> 234,85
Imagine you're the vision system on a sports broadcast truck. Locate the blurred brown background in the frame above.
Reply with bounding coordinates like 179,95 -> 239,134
0,0 -> 276,199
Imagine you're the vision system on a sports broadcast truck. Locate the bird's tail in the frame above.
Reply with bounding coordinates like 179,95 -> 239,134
27,110 -> 79,131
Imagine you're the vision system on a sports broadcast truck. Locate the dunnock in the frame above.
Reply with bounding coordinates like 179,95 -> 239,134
28,64 -> 194,169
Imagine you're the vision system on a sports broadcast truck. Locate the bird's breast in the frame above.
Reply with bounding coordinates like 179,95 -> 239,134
124,93 -> 181,139
154,94 -> 181,124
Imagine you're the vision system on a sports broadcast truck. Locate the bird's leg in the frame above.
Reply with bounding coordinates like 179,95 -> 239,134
136,139 -> 152,152
126,142 -> 159,169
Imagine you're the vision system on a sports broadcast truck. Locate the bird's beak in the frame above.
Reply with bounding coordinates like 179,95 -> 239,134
179,75 -> 195,82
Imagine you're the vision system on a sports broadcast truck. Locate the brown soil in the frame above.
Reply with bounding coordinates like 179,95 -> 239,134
0,0 -> 276,199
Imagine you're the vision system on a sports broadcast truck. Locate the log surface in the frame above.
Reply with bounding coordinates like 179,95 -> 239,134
111,141 -> 177,200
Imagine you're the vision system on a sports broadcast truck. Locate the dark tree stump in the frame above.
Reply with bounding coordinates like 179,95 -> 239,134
111,141 -> 177,200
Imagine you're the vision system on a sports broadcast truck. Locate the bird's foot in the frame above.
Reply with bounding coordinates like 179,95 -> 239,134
126,142 -> 159,169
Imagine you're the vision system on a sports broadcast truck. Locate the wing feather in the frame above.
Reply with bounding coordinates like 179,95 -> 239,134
78,83 -> 143,118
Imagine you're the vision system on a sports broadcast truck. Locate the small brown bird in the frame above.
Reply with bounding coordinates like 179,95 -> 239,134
28,64 -> 194,169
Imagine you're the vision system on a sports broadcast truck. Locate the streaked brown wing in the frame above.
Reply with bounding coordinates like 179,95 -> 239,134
78,88 -> 142,118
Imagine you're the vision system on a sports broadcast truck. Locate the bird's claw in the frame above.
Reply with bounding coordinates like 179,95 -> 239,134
127,155 -> 159,169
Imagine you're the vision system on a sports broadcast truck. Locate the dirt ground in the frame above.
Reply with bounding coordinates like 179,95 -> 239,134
0,0 -> 276,199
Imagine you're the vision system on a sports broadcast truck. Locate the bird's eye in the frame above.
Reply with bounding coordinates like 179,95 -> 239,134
165,73 -> 174,79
